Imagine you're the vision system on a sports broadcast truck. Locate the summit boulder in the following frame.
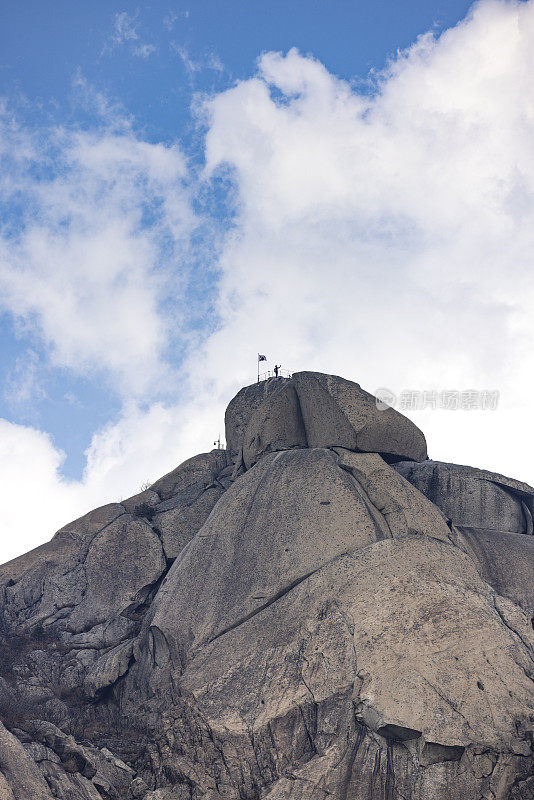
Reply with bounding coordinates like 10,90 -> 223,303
227,371 -> 428,470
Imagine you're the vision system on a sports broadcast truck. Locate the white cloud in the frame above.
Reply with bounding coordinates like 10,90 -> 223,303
0,421 -> 80,563
4,351 -> 45,412
0,103 -> 196,395
2,0 -> 534,564
134,43 -> 157,58
164,11 -> 189,31
195,0 -> 534,480
171,43 -> 224,76
104,11 -> 157,58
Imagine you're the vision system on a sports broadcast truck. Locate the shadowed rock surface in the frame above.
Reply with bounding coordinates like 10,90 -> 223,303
0,372 -> 532,800
394,460 -> 534,533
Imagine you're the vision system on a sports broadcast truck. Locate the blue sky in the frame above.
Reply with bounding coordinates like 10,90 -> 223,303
0,0 -> 473,479
3,1 -> 474,131
1,0 -> 533,561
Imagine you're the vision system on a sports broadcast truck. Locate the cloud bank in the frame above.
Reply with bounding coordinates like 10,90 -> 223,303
1,0 -> 534,562
196,0 -> 534,473
0,104 -> 196,395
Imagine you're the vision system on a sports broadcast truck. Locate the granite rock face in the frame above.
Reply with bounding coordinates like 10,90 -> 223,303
227,372 -> 428,467
0,373 -> 532,800
394,460 -> 534,534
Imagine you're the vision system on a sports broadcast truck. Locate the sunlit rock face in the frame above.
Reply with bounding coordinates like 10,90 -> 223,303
226,371 -> 428,469
0,372 -> 533,800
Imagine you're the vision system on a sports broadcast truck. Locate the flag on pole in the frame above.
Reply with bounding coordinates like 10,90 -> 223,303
257,353 -> 267,382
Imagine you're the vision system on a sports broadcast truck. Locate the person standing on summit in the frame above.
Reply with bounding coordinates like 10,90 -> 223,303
274,365 -> 279,378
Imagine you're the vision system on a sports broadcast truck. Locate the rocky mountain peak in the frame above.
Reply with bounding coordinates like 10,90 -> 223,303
0,371 -> 532,800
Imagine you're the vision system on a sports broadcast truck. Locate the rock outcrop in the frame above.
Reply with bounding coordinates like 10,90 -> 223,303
394,460 -> 534,534
227,372 -> 428,469
0,372 -> 532,800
